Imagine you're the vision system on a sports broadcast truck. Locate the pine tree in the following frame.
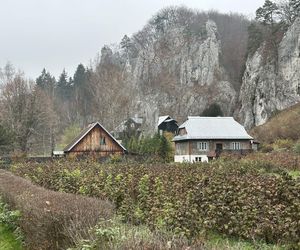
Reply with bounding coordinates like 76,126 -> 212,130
36,68 -> 56,97
73,64 -> 91,118
256,0 -> 279,25
73,64 -> 86,88
56,69 -> 71,100
120,35 -> 131,51
158,134 -> 172,162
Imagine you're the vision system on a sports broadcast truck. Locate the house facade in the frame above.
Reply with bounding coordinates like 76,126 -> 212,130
64,122 -> 126,157
173,117 -> 255,163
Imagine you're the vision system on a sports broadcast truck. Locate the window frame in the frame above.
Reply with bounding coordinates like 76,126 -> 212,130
195,157 -> 202,162
232,142 -> 241,150
197,141 -> 208,151
100,137 -> 106,145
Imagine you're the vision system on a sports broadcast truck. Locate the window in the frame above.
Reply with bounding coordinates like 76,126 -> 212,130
195,157 -> 202,162
232,142 -> 240,150
100,137 -> 106,145
197,142 -> 208,151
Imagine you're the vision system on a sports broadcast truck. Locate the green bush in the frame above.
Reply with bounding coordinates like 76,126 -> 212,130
0,198 -> 21,231
294,141 -> 300,154
125,134 -> 173,162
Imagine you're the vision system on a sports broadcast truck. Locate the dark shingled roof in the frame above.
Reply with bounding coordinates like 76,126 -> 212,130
64,122 -> 126,152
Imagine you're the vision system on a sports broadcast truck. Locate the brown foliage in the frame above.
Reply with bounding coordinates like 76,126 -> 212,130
245,151 -> 300,171
10,160 -> 300,246
0,169 -> 114,250
251,103 -> 300,143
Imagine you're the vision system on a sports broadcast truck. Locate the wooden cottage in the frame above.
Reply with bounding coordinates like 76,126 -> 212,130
173,117 -> 256,163
158,115 -> 178,134
64,122 -> 126,157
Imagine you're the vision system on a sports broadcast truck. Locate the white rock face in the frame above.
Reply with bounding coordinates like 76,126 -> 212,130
239,18 -> 300,129
121,20 -> 237,130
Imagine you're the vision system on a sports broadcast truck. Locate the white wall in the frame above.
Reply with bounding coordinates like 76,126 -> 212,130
174,155 -> 209,163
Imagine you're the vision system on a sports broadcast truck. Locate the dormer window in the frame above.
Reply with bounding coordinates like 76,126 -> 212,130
179,128 -> 187,136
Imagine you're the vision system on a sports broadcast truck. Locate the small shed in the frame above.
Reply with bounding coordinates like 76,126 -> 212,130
64,122 -> 126,157
158,115 -> 178,134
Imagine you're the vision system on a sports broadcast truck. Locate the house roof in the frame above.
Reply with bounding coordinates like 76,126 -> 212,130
64,122 -> 127,152
158,116 -> 171,127
173,117 -> 253,141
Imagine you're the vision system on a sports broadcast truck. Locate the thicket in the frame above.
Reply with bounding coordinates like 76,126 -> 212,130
125,133 -> 173,162
245,151 -> 300,171
251,103 -> 300,143
10,160 -> 300,247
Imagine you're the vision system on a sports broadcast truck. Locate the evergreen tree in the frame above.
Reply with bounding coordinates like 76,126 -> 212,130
73,64 -> 86,88
121,35 -> 131,52
36,68 -> 56,97
73,64 -> 93,119
158,134 -> 172,162
256,0 -> 279,25
201,103 -> 224,117
56,69 -> 71,100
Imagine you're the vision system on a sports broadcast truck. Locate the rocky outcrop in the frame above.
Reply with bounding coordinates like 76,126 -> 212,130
97,10 -> 300,132
99,17 -> 237,131
239,18 -> 300,129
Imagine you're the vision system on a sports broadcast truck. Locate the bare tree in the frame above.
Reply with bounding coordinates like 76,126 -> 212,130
0,63 -> 57,155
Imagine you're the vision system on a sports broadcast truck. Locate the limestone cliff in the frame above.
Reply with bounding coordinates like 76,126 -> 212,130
239,18 -> 300,129
97,9 -> 243,130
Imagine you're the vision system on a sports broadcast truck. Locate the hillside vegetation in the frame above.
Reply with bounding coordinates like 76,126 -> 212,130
251,103 -> 300,143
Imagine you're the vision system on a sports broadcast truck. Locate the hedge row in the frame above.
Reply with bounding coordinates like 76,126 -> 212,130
11,160 -> 300,246
0,169 -> 113,250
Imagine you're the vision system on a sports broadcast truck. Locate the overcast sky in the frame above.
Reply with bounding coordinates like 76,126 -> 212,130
0,0 -> 264,79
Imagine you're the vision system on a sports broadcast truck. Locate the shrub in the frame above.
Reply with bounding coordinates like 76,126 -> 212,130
0,198 -> 21,232
109,154 -> 122,163
125,133 -> 173,162
9,160 -> 300,246
71,217 -> 205,250
273,139 -> 294,151
0,169 -> 114,250
260,144 -> 274,153
294,141 -> 300,154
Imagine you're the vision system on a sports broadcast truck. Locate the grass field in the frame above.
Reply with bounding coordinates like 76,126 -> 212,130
0,224 -> 22,250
